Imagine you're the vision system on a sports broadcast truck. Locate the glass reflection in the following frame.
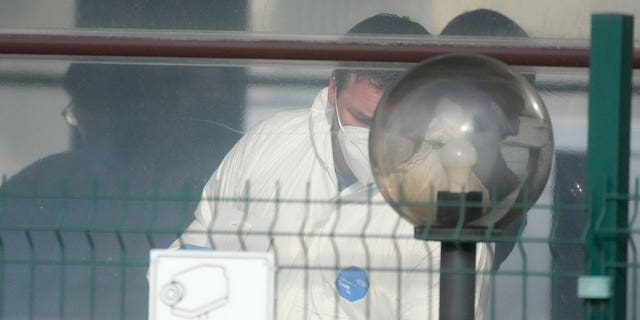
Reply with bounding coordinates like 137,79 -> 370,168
0,63 -> 245,319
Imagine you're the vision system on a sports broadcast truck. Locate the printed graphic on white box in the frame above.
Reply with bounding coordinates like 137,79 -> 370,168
148,249 -> 274,320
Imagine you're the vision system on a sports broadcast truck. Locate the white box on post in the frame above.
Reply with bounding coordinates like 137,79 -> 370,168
148,249 -> 275,320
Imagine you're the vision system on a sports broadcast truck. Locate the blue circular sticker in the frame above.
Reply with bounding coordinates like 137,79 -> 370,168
335,266 -> 369,302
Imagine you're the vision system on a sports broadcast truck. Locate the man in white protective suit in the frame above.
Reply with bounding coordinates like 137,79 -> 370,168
171,14 -> 494,319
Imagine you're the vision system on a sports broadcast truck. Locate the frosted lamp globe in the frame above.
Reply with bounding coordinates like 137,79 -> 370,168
369,54 -> 554,229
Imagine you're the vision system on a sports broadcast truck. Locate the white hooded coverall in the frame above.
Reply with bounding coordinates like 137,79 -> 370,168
171,88 -> 492,319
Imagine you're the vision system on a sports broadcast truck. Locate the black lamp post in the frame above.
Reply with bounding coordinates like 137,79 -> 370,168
369,54 -> 554,320
415,191 -> 485,320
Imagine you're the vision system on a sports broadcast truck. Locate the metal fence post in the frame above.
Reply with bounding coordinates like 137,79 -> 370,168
584,14 -> 633,320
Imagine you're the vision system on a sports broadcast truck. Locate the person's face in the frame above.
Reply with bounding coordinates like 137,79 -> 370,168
329,73 -> 384,128
70,101 -> 116,147
70,97 -> 146,155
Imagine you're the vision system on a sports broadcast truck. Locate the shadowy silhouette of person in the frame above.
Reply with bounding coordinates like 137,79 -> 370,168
0,63 -> 244,319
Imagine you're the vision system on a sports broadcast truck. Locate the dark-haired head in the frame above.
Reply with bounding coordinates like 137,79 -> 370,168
347,13 -> 429,36
441,9 -> 528,37
333,14 -> 430,96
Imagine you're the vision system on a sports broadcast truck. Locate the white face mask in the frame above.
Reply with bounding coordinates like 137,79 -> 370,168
335,98 -> 375,185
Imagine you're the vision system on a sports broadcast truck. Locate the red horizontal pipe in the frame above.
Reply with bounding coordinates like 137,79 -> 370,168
0,33 -> 638,68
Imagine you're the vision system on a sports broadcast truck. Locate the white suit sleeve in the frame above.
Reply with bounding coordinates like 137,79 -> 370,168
169,126 -> 254,250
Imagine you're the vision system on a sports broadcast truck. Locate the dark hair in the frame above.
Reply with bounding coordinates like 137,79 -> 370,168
441,9 -> 528,37
334,14 -> 430,95
441,9 -> 534,84
63,63 -> 176,111
347,13 -> 429,35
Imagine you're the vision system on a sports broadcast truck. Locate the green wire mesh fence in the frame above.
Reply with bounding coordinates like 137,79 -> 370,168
0,175 -> 639,319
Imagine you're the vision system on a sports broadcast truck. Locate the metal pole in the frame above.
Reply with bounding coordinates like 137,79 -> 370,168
585,14 -> 633,320
416,191 -> 483,320
440,241 -> 476,320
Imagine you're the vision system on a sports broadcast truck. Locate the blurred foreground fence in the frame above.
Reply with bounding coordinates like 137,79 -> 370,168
0,178 -> 639,319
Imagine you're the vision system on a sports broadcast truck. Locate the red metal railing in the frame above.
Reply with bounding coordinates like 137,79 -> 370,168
2,32 -> 639,68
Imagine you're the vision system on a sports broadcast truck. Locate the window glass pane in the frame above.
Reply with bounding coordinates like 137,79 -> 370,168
2,1 -> 640,40
0,1 -> 74,30
1,55 -> 639,319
